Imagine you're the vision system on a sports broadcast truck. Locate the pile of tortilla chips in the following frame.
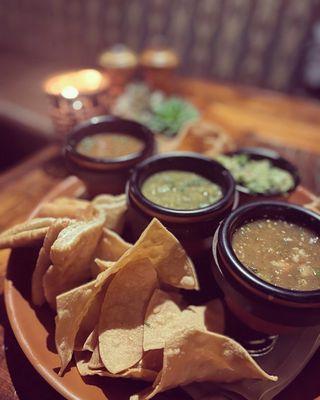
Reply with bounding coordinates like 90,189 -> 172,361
0,196 -> 277,399
0,194 -> 127,308
53,220 -> 277,399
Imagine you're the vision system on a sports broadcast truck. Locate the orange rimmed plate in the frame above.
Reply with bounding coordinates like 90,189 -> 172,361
3,177 -> 318,400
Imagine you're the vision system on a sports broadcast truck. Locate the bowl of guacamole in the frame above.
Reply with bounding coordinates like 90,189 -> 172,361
216,147 -> 300,198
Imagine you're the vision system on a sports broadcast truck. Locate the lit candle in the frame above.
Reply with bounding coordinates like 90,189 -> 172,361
43,69 -> 110,135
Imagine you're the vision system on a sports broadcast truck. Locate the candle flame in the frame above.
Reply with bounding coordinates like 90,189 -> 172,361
61,86 -> 79,99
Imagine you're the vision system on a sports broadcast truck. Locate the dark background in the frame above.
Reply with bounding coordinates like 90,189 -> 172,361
1,0 -> 320,96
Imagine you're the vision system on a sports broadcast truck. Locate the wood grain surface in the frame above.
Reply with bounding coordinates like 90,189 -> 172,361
0,77 -> 320,400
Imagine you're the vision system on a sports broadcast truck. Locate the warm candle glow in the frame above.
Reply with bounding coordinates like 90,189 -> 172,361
98,44 -> 138,68
140,48 -> 179,68
61,86 -> 79,99
44,69 -> 109,97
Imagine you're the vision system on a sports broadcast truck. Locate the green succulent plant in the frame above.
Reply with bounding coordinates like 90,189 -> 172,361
148,97 -> 199,137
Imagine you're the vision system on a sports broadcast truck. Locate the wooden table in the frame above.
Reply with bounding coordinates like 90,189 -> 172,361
0,76 -> 320,400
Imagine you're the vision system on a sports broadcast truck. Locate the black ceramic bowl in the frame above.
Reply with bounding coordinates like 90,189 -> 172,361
223,147 -> 300,203
127,152 -> 236,244
127,152 -> 236,301
212,201 -> 320,334
64,115 -> 155,196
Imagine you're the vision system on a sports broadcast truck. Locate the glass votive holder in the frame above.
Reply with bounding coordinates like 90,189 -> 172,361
98,44 -> 138,95
139,45 -> 180,90
43,69 -> 110,137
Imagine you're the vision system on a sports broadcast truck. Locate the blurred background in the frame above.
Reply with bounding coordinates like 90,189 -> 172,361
1,0 -> 320,96
1,0 -> 320,192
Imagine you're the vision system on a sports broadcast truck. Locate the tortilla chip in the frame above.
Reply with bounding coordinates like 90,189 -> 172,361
97,218 -> 198,290
143,289 -> 182,351
0,217 -> 56,249
88,344 -> 104,369
92,193 -> 127,233
55,266 -> 117,375
74,288 -> 106,351
36,197 -> 94,220
56,279 -> 98,375
133,329 -> 277,400
92,193 -> 126,207
100,228 -> 132,261
159,120 -> 235,157
36,194 -> 127,232
87,341 -> 163,373
31,218 -> 72,306
91,259 -> 115,279
180,299 -> 225,335
144,290 -> 224,351
75,351 -> 157,382
43,213 -> 105,308
75,351 -> 98,376
89,228 -> 132,277
83,327 -> 98,352
50,208 -> 105,267
98,258 -> 158,374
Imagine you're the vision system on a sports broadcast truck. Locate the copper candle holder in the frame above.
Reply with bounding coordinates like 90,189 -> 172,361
43,69 -> 110,136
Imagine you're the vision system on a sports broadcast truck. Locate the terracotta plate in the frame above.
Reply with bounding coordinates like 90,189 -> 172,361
3,178 -> 317,400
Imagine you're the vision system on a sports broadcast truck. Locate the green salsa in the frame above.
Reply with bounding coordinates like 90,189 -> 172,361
216,154 -> 294,195
141,170 -> 222,210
